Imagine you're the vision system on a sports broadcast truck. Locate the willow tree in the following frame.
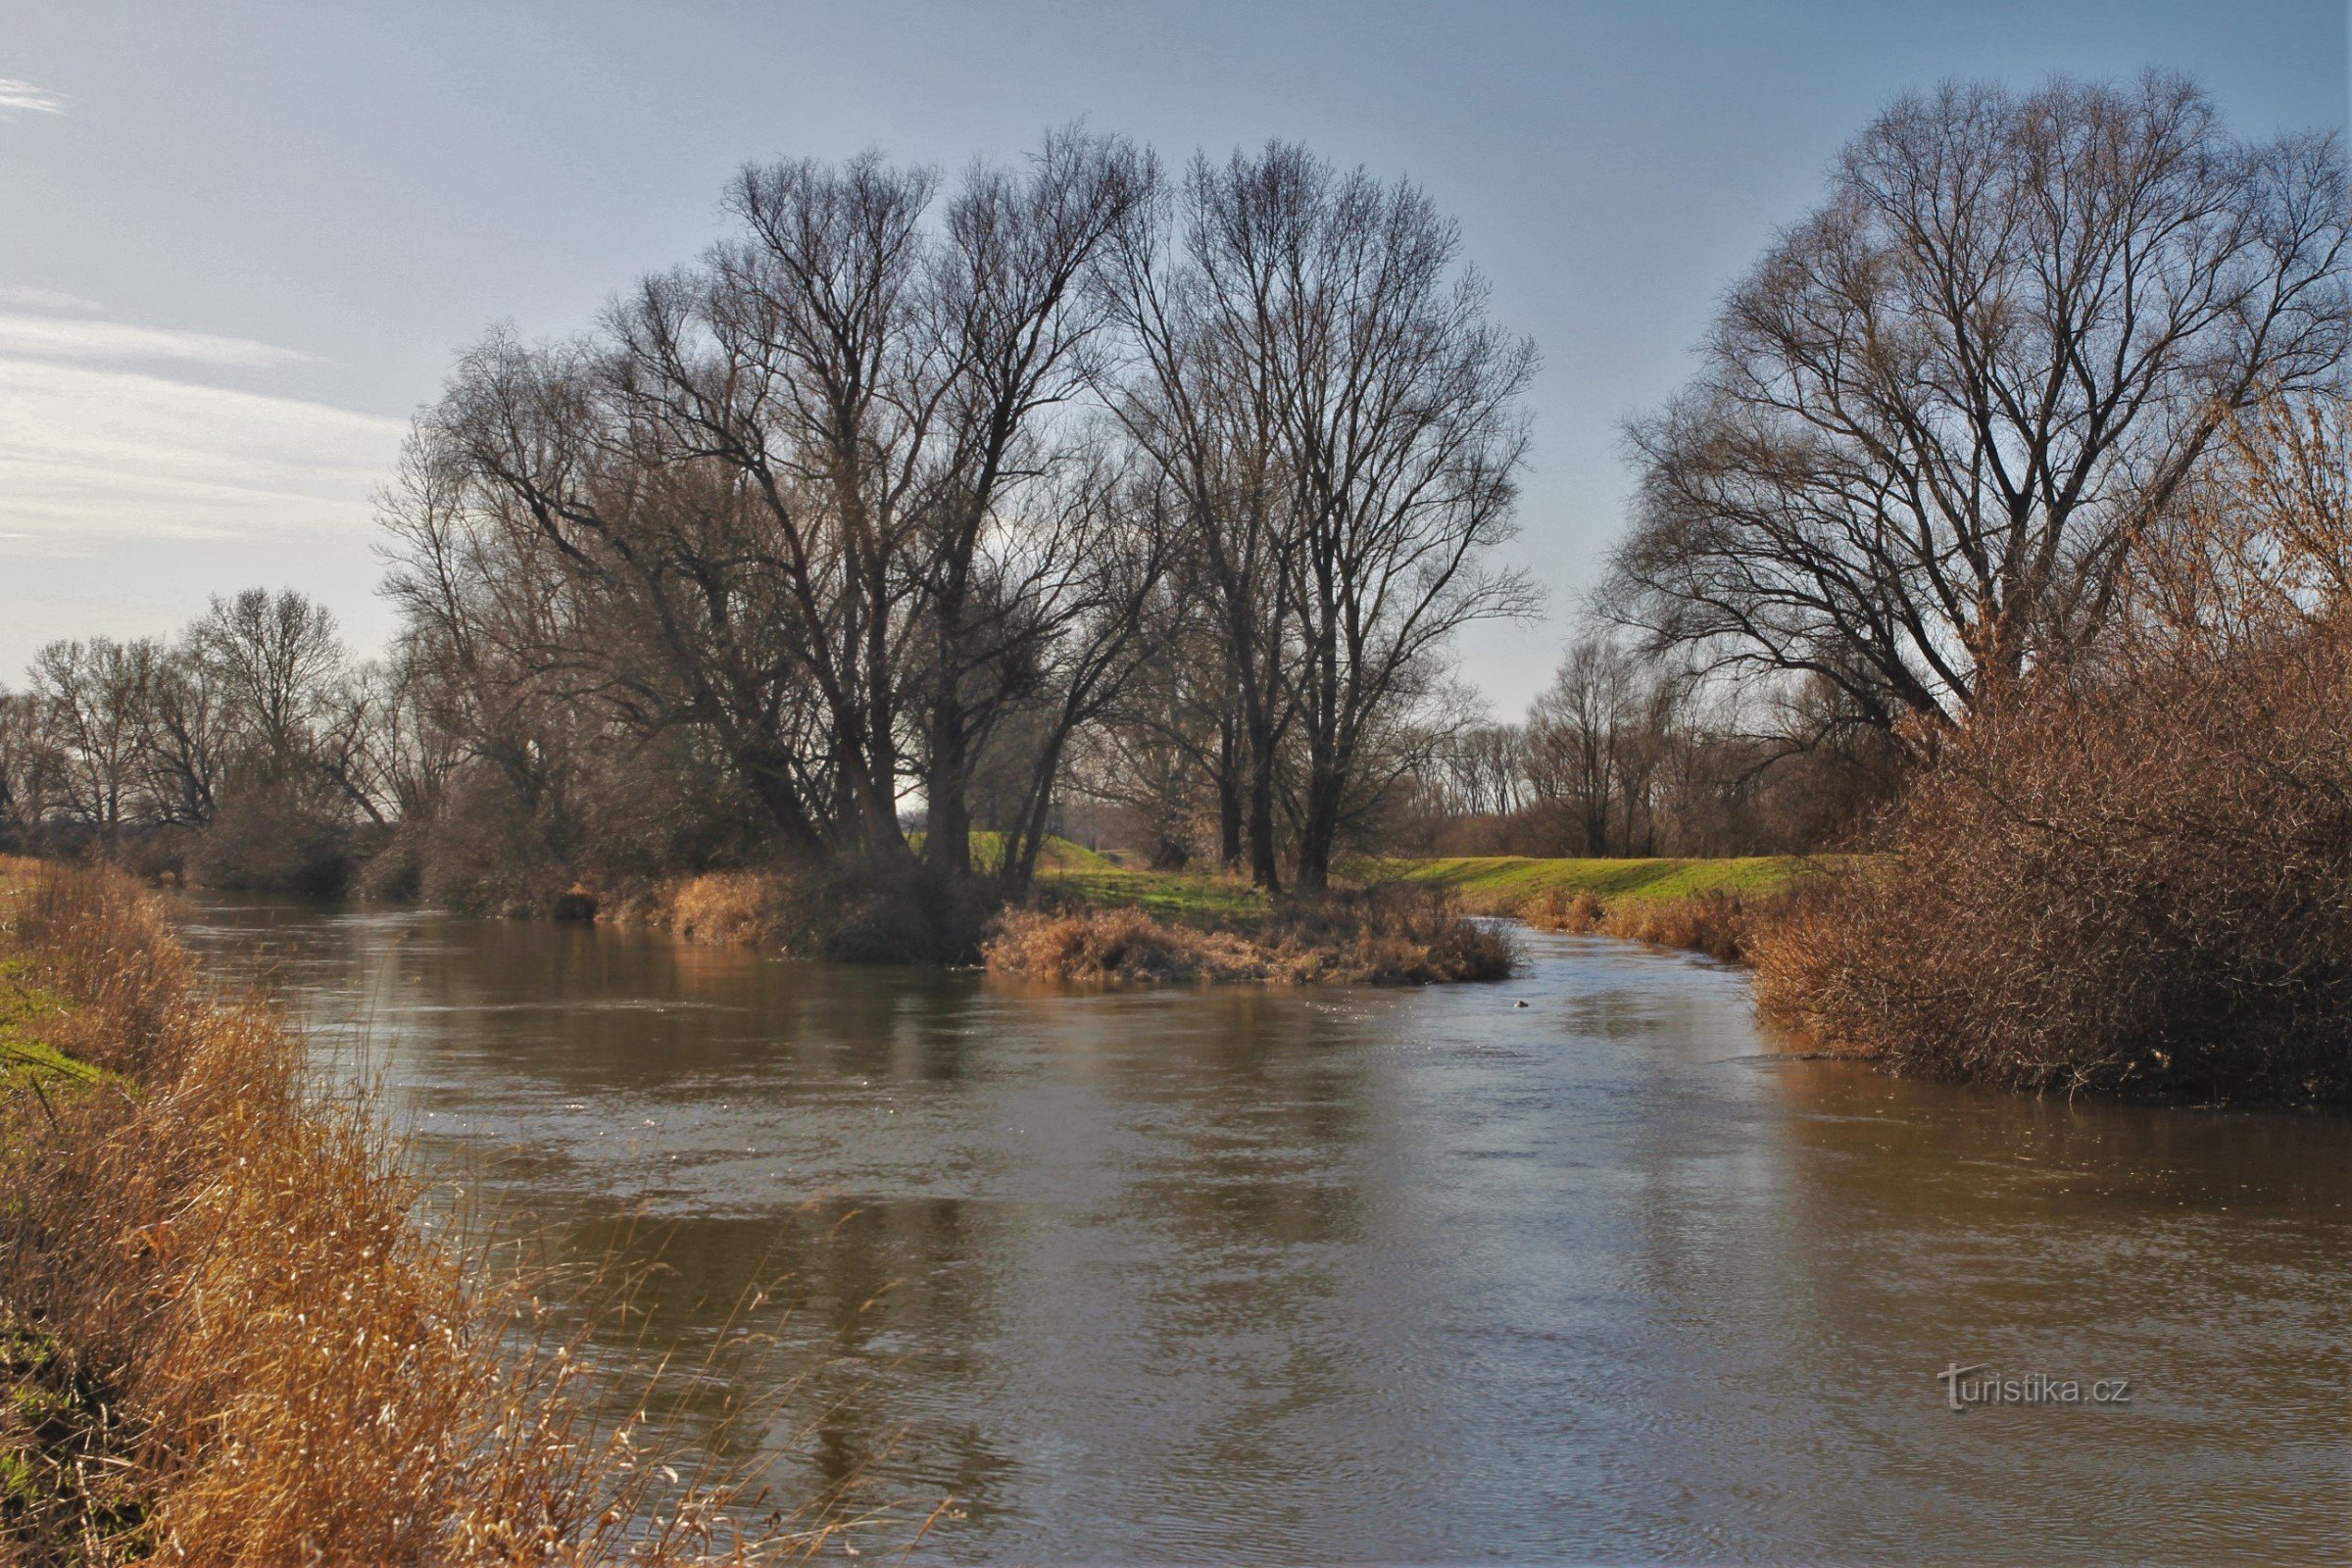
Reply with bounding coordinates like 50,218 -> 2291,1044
388,133 -> 1159,877
1606,74 -> 2350,741
1111,144 -> 1537,889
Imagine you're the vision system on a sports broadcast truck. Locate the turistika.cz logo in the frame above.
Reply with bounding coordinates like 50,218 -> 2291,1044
1936,1363 -> 2132,1411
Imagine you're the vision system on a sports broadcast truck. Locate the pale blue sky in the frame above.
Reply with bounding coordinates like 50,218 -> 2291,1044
3,1 -> 2344,711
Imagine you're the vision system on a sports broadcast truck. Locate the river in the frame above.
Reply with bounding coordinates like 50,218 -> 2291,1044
172,895 -> 2349,1566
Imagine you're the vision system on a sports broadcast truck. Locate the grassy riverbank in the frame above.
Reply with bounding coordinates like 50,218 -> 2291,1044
1378,855 -> 1811,912
1375,856 -> 1823,963
0,859 -> 815,1566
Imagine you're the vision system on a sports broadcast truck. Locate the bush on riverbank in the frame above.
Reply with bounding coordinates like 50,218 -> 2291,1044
984,886 -> 1513,985
1520,886 -> 1778,963
606,857 -> 1000,964
1752,631 -> 2352,1106
0,862 -> 821,1564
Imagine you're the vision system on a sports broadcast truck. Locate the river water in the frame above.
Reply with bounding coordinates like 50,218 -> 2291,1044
173,896 -> 2349,1566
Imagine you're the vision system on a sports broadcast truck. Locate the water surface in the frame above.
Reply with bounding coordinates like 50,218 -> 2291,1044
175,897 -> 2350,1565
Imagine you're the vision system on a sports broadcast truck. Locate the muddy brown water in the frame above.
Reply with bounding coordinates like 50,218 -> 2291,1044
174,896 -> 2349,1566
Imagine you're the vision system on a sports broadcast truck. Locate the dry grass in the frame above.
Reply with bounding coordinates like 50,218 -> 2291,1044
985,906 -> 1281,983
1519,886 -> 1778,963
985,888 -> 1514,986
0,862 -> 830,1566
603,859 -> 998,964
644,872 -> 790,948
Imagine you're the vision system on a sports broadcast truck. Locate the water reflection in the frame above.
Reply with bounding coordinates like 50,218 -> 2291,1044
175,897 -> 2350,1565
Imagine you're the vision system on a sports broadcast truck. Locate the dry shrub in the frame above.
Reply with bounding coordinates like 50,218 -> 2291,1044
984,906 -> 1277,983
1521,887 -> 1771,963
613,858 -> 1000,965
0,864 -> 820,1565
1267,888 -> 1516,983
1753,632 -> 2352,1104
985,888 -> 1513,986
655,872 -> 788,947
1521,890 -> 1605,934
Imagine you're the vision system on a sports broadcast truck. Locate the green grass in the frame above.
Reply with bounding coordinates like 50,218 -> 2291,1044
0,954 -> 106,1107
1376,855 -> 1816,912
909,832 -> 1120,874
1027,851 -> 1822,925
1034,864 -> 1273,920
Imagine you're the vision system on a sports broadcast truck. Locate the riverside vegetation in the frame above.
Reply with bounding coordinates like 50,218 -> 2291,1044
0,858 -> 869,1566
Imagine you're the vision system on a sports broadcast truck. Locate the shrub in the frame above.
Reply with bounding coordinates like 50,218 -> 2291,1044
1753,631 -> 2352,1105
611,856 -> 1000,965
183,782 -> 358,896
1521,887 -> 1769,962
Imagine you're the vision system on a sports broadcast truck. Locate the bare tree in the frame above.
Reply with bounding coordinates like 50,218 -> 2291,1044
393,135 -> 1163,892
29,637 -> 162,842
1606,74 -> 2350,740
1110,143 -> 1538,888
1525,635 -> 1651,856
0,688 -> 62,847
911,129 -> 1153,876
139,643 -> 229,828
193,588 -> 345,782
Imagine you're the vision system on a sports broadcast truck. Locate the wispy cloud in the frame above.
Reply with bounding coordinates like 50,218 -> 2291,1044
0,78 -> 66,115
0,359 -> 406,542
0,312 -> 317,368
0,285 -> 102,313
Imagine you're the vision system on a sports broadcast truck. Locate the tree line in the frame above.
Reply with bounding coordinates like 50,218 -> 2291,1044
0,590 -> 413,890
4,74 -> 2339,927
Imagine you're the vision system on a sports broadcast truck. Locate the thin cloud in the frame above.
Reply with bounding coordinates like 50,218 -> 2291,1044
0,284 -> 103,313
0,313 -> 317,369
0,358 -> 406,541
0,78 -> 66,115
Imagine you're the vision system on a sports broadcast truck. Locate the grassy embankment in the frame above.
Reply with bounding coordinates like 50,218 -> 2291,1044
0,858 -> 829,1566
1376,855 -> 1818,963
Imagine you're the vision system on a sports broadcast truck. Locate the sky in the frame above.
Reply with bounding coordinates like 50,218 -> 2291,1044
2,1 -> 2345,714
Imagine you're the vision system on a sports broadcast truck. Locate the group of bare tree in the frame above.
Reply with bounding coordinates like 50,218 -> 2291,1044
384,131 -> 1536,904
0,590 -> 423,889
1378,74 -> 2348,867
1388,634 -> 1893,859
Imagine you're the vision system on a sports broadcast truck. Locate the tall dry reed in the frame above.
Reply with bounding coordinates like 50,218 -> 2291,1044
0,863 -> 827,1566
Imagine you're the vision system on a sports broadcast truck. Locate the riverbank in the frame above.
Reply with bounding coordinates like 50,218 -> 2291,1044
1377,855 -> 1822,962
0,860 -> 808,1565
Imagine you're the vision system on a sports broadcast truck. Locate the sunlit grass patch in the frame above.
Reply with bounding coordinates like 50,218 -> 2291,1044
1374,854 -> 1819,913
1032,865 -> 1271,920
